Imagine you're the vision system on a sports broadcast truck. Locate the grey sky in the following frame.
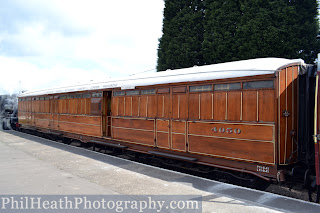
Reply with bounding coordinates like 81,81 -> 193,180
0,0 -> 164,94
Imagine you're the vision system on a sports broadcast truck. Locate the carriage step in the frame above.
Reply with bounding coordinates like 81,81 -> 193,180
148,151 -> 198,162
90,140 -> 128,149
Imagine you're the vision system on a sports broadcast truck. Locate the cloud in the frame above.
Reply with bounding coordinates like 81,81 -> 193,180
0,0 -> 164,94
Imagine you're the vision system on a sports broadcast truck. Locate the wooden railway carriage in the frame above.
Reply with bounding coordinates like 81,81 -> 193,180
17,57 -> 319,184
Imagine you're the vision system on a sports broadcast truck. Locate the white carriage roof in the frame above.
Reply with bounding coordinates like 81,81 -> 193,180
19,57 -> 305,97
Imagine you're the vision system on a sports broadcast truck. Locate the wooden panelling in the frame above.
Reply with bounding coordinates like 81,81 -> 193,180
112,128 -> 154,146
53,114 -> 59,130
157,132 -> 170,148
278,66 -> 299,164
157,95 -> 170,118
171,120 -> 186,151
227,91 -> 241,121
52,99 -> 58,114
18,112 -> 28,124
50,114 -> 101,136
242,91 -> 257,121
71,99 -> 77,114
172,86 -> 186,93
66,99 -> 70,113
76,99 -> 81,114
173,94 -> 187,119
279,68 -> 287,164
158,88 -> 170,94
34,113 -> 50,120
188,121 -> 274,142
111,97 -> 118,116
58,99 -> 64,114
35,118 -> 50,128
147,95 -> 157,118
213,92 -> 226,120
125,96 -> 132,116
172,120 -> 186,133
85,98 -> 91,115
157,119 -> 169,132
188,93 -> 199,120
139,96 -> 147,117
132,96 -> 139,116
118,97 -> 124,116
200,92 -> 212,120
59,114 -> 100,125
91,98 -> 102,115
59,122 -> 101,137
80,99 -> 85,114
112,118 -> 154,131
171,134 -> 186,151
259,90 -> 275,122
188,136 -> 274,164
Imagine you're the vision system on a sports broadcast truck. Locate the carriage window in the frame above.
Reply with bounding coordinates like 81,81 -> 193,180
59,95 -> 67,99
39,97 -> 45,101
243,80 -> 274,89
67,95 -> 74,99
126,90 -> 139,96
190,85 -> 212,92
113,91 -> 125,96
92,92 -> 102,98
214,83 -> 241,91
74,94 -> 82,99
44,97 -> 50,100
141,89 -> 156,95
83,94 -> 91,98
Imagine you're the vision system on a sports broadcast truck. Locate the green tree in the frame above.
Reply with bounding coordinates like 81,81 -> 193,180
157,0 -> 319,70
157,0 -> 204,71
236,0 -> 319,63
202,0 -> 241,64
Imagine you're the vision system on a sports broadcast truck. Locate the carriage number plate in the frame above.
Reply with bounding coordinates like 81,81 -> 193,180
257,165 -> 269,173
211,127 -> 241,134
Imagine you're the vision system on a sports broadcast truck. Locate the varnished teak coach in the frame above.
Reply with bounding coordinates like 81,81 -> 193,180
17,58 -> 320,188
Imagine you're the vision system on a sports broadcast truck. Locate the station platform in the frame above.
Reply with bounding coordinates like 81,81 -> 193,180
0,130 -> 319,212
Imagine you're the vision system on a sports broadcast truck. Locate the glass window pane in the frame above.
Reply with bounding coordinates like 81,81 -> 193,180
214,83 -> 241,91
126,90 -> 139,96
243,80 -> 274,89
83,94 -> 91,98
92,92 -> 102,98
190,85 -> 212,92
74,94 -> 82,99
141,89 -> 156,95
113,91 -> 125,96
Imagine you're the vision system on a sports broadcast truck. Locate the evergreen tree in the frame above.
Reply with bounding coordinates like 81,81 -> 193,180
157,0 -> 204,71
157,0 -> 319,70
236,0 -> 319,63
236,0 -> 291,59
291,0 -> 320,63
202,0 -> 241,64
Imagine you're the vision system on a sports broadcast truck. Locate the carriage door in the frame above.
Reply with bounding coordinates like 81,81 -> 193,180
278,66 -> 299,165
103,91 -> 112,137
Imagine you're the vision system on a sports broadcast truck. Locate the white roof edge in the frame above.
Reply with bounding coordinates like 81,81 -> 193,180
18,57 -> 306,98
